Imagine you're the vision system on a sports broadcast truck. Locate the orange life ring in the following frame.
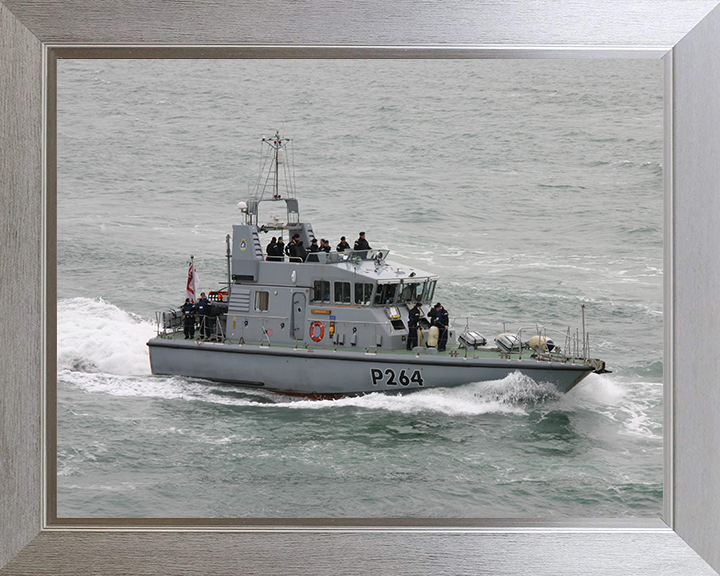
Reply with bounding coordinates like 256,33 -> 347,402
309,321 -> 325,342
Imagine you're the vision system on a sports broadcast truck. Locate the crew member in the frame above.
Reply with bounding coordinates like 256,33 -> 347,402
286,234 -> 304,262
320,239 -> 331,253
431,302 -> 450,351
354,232 -> 371,251
308,238 -> 320,253
354,231 -> 371,258
296,240 -> 307,262
274,237 -> 285,261
196,292 -> 211,339
265,237 -> 277,260
406,302 -> 422,350
182,298 -> 195,339
336,236 -> 350,252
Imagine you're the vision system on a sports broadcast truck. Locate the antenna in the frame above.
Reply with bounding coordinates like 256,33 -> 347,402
254,131 -> 294,201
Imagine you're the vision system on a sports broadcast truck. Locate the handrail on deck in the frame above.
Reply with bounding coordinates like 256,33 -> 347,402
267,248 -> 390,264
155,309 -> 226,342
503,324 -> 591,362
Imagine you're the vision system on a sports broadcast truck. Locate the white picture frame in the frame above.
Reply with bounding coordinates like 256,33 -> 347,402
2,1 -> 720,573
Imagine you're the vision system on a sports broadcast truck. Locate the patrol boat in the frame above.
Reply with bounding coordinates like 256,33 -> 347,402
147,133 -> 609,398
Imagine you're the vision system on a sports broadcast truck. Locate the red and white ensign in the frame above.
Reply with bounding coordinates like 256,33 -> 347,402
186,259 -> 199,303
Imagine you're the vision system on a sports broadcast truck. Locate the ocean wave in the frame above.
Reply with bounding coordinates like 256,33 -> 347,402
564,373 -> 627,405
279,377 -> 541,416
562,374 -> 663,440
58,297 -> 156,376
61,369 -> 663,446
60,365 -> 564,416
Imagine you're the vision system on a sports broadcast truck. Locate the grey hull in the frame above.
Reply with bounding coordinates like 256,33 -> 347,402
148,338 -> 592,397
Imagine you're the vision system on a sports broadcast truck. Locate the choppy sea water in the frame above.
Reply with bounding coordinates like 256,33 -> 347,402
57,59 -> 663,518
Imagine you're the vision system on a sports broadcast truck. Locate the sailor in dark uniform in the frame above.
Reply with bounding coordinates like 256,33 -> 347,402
336,236 -> 350,252
431,302 -> 450,351
274,237 -> 285,261
196,292 -> 211,339
266,237 -> 277,260
320,239 -> 331,253
308,238 -> 320,253
286,234 -> 303,262
406,302 -> 422,350
182,298 -> 195,339
354,232 -> 371,251
353,232 -> 371,258
296,240 -> 307,262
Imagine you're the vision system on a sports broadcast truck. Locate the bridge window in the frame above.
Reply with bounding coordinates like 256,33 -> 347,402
398,281 -> 426,304
355,283 -> 373,305
312,280 -> 330,302
374,283 -> 398,306
423,280 -> 437,303
334,281 -> 352,304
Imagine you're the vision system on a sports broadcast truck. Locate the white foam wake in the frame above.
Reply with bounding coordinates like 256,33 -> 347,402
57,297 -> 156,375
280,372 -> 559,415
562,373 -> 662,440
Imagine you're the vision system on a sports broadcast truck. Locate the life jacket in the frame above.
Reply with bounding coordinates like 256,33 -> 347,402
196,298 -> 209,315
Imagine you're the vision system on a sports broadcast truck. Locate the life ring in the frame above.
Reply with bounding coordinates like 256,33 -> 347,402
309,321 -> 325,342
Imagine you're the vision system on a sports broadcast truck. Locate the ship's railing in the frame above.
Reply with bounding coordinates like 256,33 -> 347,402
225,314 -> 397,352
269,249 -> 390,264
187,312 -> 453,352
199,315 -> 226,341
490,324 -> 591,363
155,309 -> 226,342
155,309 -> 183,335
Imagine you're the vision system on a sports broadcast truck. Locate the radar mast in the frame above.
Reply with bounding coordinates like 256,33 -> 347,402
253,131 -> 295,202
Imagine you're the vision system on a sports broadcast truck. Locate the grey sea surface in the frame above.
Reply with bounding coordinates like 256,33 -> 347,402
57,59 -> 663,518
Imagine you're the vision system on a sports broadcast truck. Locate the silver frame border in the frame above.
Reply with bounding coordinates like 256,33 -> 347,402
2,2 -> 720,574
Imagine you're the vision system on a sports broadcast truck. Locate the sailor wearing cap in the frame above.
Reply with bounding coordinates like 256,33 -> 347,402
353,232 -> 371,251
286,233 -> 306,262
336,236 -> 350,252
406,302 -> 423,350
196,292 -> 211,339
431,302 -> 450,351
274,237 -> 285,261
182,298 -> 196,339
